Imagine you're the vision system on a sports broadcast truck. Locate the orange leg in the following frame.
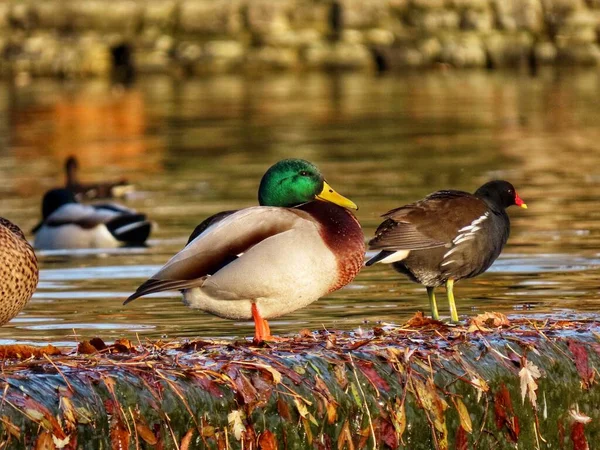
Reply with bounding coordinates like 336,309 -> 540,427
251,303 -> 272,343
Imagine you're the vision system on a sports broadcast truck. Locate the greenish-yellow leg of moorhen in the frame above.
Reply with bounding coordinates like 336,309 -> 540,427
427,286 -> 439,320
446,279 -> 459,322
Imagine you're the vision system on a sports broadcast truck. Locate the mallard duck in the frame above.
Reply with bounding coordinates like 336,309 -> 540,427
0,217 -> 38,325
367,180 -> 527,322
65,156 -> 134,200
33,188 -> 152,250
125,159 -> 365,342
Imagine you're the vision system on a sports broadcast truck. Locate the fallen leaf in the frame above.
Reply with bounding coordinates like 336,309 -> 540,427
571,422 -> 589,450
468,312 -> 510,332
60,397 -> 77,432
406,311 -> 444,328
378,418 -> 397,448
389,398 -> 406,442
356,360 -> 390,392
0,344 -> 61,359
180,429 -> 194,450
569,408 -> 592,424
471,376 -> 489,403
519,358 -> 541,406
452,398 -> 472,433
494,384 -> 519,442
77,341 -> 97,354
227,410 -> 245,441
337,420 -> 354,450
568,340 -> 595,389
0,416 -> 20,439
294,398 -> 318,425
136,422 -> 158,445
34,432 -> 54,450
52,435 -> 70,449
110,421 -> 130,450
258,430 -> 277,450
276,396 -> 291,420
455,425 -> 468,450
89,337 -> 107,351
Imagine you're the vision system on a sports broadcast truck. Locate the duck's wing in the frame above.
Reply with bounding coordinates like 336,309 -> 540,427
369,191 -> 488,251
186,210 -> 238,245
124,206 -> 310,304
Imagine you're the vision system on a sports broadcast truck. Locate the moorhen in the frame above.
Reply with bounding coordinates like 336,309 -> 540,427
366,180 -> 527,322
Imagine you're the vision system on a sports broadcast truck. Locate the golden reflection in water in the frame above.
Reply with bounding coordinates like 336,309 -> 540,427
0,70 -> 599,343
10,83 -> 162,196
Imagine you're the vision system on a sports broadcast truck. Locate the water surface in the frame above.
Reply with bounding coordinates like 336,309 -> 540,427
1,69 -> 599,345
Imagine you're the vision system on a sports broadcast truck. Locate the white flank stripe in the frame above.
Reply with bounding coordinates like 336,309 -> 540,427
378,250 -> 410,264
114,221 -> 145,236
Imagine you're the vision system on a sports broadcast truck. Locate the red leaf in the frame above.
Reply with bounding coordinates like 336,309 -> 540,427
455,425 -> 468,450
227,368 -> 258,406
193,375 -> 223,398
356,360 -> 390,392
571,422 -> 589,450
277,396 -> 291,421
378,418 -> 397,449
258,430 -> 277,450
568,340 -> 594,388
494,384 -> 520,442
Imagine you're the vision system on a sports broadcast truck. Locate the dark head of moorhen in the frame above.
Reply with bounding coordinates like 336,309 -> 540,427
366,180 -> 527,322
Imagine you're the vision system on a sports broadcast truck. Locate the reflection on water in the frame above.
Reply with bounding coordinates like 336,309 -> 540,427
1,69 -> 600,345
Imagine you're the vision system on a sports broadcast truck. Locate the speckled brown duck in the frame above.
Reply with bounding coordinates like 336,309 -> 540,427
0,217 -> 38,325
367,180 -> 527,322
125,159 -> 365,343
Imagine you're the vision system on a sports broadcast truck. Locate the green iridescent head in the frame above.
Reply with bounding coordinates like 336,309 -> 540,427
258,159 -> 357,209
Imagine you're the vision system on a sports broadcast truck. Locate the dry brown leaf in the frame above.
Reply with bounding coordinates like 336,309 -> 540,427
0,344 -> 61,359
34,432 -> 54,450
136,423 -> 158,445
110,421 -> 130,450
180,429 -> 194,450
468,312 -> 510,332
258,430 -> 277,450
0,416 -> 20,440
77,341 -> 97,354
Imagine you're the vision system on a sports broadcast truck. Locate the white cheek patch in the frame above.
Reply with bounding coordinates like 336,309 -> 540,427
379,250 -> 410,264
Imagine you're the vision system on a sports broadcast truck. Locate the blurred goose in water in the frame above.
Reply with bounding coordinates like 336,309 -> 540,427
125,159 -> 365,343
33,188 -> 152,250
65,156 -> 134,200
0,217 -> 38,324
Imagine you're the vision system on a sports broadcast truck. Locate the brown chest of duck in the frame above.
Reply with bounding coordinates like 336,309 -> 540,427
0,218 -> 39,325
367,180 -> 527,322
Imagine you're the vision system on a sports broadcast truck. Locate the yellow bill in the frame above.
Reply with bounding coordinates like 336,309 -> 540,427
316,181 -> 358,210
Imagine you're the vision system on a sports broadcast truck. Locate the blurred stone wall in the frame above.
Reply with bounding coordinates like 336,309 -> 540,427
1,0 -> 600,77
